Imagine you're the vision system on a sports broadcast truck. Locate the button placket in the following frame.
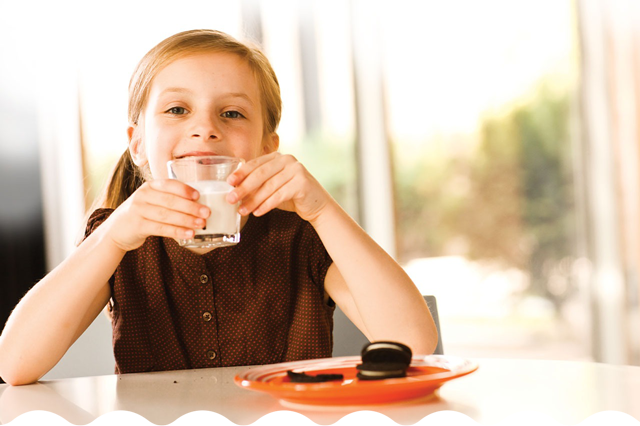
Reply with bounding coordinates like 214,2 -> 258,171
197,268 -> 219,367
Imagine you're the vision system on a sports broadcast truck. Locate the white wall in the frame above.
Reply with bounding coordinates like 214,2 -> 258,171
43,315 -> 114,380
38,17 -> 117,381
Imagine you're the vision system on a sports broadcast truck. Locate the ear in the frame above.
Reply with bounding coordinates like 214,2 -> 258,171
128,125 -> 148,167
262,132 -> 280,155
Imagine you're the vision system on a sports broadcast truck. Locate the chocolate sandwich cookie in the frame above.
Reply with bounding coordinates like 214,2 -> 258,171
287,370 -> 344,383
356,341 -> 413,381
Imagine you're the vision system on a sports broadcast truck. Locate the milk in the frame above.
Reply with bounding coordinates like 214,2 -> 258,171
187,180 -> 239,236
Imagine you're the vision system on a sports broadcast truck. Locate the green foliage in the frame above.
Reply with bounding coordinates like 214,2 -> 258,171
394,142 -> 470,260
284,130 -> 359,219
513,85 -> 575,300
458,111 -> 526,268
393,79 -> 576,303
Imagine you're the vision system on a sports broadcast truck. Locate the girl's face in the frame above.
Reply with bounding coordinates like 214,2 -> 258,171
129,51 -> 278,179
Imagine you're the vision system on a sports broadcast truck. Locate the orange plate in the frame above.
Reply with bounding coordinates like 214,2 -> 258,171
234,355 -> 478,406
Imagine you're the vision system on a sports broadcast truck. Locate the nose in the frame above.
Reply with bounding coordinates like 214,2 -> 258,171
189,112 -> 220,141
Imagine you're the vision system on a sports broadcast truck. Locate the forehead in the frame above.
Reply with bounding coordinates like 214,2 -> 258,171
149,51 -> 260,100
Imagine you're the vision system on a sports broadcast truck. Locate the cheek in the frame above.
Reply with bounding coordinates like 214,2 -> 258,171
143,121 -> 176,179
147,152 -> 166,178
145,118 -> 171,143
246,137 -> 267,160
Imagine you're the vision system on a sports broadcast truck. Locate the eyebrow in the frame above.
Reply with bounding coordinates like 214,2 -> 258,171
158,88 -> 255,105
221,92 -> 255,105
158,87 -> 193,96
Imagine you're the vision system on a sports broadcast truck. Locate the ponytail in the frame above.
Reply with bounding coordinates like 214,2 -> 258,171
102,149 -> 145,209
79,149 -> 144,246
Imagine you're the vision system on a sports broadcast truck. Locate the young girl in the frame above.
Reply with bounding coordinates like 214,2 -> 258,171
0,29 -> 437,385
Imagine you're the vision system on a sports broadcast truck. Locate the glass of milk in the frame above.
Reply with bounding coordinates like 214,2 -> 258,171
167,156 -> 243,248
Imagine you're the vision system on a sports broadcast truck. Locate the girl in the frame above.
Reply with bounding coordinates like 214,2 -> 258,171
0,29 -> 437,385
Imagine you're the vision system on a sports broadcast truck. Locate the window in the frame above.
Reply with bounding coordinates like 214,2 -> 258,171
382,0 -> 587,360
14,0 -> 638,374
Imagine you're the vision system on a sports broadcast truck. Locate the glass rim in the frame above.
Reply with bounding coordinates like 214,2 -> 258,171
167,155 -> 243,167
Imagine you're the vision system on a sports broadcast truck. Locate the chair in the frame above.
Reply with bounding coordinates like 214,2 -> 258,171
332,295 -> 444,356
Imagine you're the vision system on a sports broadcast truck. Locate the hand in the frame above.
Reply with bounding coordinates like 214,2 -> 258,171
104,179 -> 210,251
226,152 -> 331,223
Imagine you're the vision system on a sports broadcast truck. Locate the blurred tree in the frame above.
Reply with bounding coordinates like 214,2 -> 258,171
461,81 -> 576,308
514,84 -> 576,307
285,130 -> 359,221
394,142 -> 468,261
460,111 -> 526,269
393,78 -> 576,311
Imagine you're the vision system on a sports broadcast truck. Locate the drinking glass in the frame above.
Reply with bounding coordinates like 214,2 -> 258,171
167,156 -> 243,248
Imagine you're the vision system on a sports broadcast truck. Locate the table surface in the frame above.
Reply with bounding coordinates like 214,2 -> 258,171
1,357 -> 639,425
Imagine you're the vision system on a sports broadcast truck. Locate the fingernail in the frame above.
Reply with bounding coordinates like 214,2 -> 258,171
184,230 -> 194,238
239,206 -> 248,215
227,175 -> 237,185
195,218 -> 205,227
200,207 -> 210,217
227,192 -> 238,203
192,191 -> 200,200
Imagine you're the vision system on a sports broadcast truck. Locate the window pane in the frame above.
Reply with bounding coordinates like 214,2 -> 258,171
383,0 -> 587,359
263,0 -> 358,218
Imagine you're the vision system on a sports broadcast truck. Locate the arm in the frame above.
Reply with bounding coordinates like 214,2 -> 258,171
0,180 -> 209,385
227,152 -> 438,354
0,229 -> 119,386
315,203 -> 437,354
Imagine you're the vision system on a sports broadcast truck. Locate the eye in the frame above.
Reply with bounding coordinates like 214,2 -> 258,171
221,110 -> 244,119
166,106 -> 187,115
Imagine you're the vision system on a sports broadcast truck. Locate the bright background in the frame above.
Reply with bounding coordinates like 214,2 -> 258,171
2,0 -> 639,379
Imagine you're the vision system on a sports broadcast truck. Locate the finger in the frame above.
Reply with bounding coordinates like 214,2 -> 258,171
237,169 -> 295,215
138,218 -> 198,240
227,152 -> 281,187
148,179 -> 201,200
251,178 -> 299,217
139,185 -> 210,219
228,154 -> 295,203
138,202 -> 207,230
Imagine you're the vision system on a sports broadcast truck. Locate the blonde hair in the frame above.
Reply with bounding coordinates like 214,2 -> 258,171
100,29 -> 282,209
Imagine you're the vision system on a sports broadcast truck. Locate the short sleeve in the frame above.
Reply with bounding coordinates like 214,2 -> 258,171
300,221 -> 334,306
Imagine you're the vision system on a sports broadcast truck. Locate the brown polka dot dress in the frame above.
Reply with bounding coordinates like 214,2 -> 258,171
85,208 -> 335,374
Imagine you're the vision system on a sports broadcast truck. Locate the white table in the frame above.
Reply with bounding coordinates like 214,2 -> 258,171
1,358 -> 639,424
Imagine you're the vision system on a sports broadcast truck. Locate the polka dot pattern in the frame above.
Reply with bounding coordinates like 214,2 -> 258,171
85,208 -> 335,374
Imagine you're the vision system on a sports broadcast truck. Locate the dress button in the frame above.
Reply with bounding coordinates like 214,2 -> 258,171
203,312 -> 212,322
200,274 -> 209,284
206,350 -> 217,360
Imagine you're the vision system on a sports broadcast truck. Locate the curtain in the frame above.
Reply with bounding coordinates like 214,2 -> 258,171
577,0 -> 640,364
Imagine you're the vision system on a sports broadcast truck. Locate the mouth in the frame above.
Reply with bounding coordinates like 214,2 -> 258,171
175,151 -> 219,159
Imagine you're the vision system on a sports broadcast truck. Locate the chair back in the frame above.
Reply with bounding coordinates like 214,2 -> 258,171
332,295 -> 444,356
